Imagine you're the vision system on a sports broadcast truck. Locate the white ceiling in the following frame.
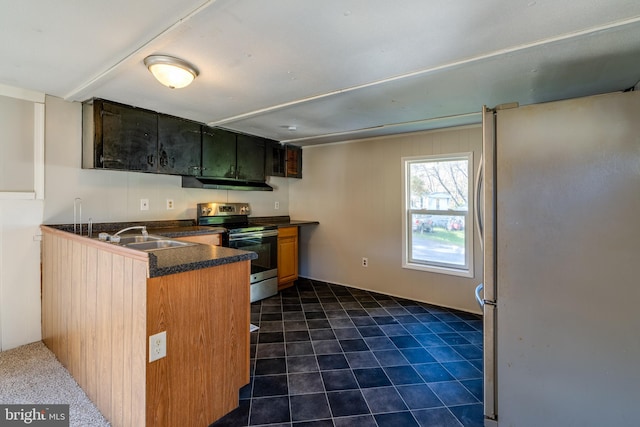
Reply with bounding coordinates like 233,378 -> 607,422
2,0 -> 640,145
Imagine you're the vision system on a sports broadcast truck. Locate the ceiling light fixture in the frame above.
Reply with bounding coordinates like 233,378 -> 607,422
144,55 -> 199,89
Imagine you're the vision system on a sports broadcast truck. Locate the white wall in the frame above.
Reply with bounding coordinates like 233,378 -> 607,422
44,95 -> 290,225
0,96 -> 35,192
0,88 -> 45,351
290,126 -> 483,314
0,199 -> 43,350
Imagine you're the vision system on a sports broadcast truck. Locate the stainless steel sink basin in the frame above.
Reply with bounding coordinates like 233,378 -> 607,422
115,234 -> 165,245
123,239 -> 195,251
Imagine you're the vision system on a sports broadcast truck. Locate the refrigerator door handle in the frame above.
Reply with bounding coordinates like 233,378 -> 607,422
475,283 -> 484,308
474,154 -> 484,250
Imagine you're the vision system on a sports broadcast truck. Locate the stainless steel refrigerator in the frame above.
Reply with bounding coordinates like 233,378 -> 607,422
478,90 -> 640,426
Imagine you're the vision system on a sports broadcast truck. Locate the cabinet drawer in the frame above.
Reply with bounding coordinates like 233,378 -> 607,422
278,226 -> 298,238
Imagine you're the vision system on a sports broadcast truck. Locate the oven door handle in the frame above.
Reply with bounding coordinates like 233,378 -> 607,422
229,230 -> 279,241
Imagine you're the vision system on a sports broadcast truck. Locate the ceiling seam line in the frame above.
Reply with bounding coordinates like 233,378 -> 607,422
62,0 -> 217,101
207,14 -> 640,127
280,112 -> 483,144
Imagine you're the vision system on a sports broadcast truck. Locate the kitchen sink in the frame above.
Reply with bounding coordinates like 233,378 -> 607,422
123,239 -> 195,251
116,234 -> 165,245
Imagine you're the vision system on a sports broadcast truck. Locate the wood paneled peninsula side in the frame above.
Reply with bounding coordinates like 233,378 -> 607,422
40,225 -> 256,427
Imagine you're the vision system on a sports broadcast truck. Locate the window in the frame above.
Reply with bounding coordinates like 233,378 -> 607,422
402,153 -> 473,277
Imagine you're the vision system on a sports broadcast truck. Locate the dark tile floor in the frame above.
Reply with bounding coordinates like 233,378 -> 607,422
211,278 -> 484,427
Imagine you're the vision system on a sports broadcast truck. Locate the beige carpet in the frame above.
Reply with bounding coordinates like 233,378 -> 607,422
0,341 -> 110,426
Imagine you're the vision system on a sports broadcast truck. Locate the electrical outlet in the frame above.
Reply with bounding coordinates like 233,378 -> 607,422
166,199 -> 174,210
149,331 -> 167,362
362,257 -> 368,267
275,201 -> 280,210
140,198 -> 149,211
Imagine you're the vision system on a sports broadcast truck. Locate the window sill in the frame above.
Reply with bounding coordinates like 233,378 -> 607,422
402,261 -> 474,278
0,192 -> 37,200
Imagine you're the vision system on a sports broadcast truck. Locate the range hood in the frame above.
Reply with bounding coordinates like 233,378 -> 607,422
181,176 -> 273,191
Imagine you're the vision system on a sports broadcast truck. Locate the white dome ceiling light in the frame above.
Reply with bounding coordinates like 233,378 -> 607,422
143,55 -> 199,89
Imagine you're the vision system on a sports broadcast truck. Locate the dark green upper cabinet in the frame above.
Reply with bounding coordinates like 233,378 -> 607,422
266,141 -> 302,178
266,140 -> 286,177
83,98 -> 296,185
157,115 -> 202,175
285,145 -> 302,178
83,99 -> 202,175
236,134 -> 266,181
202,127 -> 237,178
95,99 -> 158,171
202,127 -> 266,182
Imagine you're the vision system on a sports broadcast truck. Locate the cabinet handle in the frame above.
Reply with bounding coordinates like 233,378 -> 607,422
158,146 -> 169,167
147,155 -> 154,166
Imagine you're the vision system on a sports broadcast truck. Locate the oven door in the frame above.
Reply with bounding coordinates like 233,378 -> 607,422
228,229 -> 278,284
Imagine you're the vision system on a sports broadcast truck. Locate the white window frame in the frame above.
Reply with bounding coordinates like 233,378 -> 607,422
402,152 -> 474,278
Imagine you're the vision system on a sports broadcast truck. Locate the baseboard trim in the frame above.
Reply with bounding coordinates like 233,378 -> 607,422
296,276 -> 482,316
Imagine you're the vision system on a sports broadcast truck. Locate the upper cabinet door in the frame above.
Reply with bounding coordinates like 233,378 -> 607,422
285,145 -> 302,178
202,127 -> 237,178
99,100 -> 158,171
157,115 -> 201,175
266,140 -> 286,177
265,142 -> 302,179
236,134 -> 266,182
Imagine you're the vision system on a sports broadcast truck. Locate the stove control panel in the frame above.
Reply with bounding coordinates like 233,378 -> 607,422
197,202 -> 251,218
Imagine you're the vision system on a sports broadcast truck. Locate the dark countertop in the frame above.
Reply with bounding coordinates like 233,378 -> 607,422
147,244 -> 256,278
285,220 -> 320,227
249,216 -> 319,228
49,217 -> 318,234
43,221 -> 253,278
44,216 -> 317,278
48,219 -> 217,236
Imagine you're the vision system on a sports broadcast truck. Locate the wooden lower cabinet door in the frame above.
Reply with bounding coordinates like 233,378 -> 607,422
277,226 -> 298,290
146,261 -> 250,426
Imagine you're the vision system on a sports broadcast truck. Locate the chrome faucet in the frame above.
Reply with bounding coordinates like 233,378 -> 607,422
103,226 -> 148,243
113,226 -> 148,237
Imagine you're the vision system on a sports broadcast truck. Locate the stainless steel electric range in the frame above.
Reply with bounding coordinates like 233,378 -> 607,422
197,202 -> 278,302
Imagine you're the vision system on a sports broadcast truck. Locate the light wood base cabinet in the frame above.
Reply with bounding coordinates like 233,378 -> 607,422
41,226 -> 249,427
146,263 -> 249,426
277,226 -> 298,290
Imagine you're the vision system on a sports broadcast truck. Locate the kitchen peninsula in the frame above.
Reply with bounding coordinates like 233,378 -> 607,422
40,224 -> 256,427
